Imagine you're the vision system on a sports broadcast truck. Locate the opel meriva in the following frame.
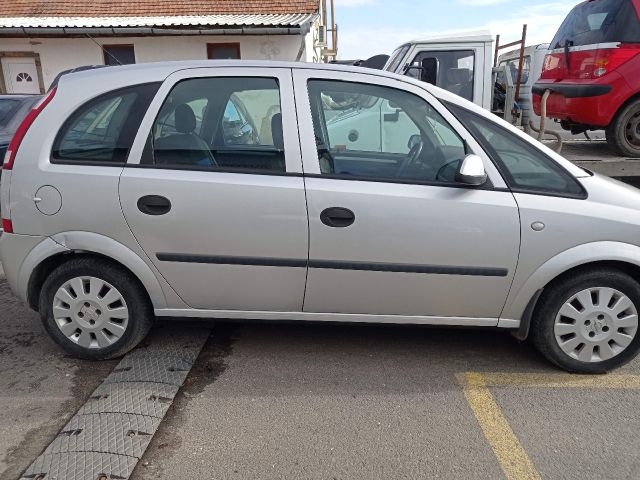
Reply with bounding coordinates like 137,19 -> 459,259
3,61 -> 640,373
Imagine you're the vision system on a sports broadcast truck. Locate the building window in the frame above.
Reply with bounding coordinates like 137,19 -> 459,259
207,43 -> 241,60
103,45 -> 136,66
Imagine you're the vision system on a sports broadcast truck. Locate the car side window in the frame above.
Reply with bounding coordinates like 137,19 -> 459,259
53,83 -> 159,164
148,77 -> 285,172
307,79 -> 467,184
446,103 -> 586,197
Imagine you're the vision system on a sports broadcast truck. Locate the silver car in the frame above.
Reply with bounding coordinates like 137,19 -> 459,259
2,61 -> 639,373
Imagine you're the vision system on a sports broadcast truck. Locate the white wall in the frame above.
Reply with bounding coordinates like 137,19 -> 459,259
0,32 -> 317,90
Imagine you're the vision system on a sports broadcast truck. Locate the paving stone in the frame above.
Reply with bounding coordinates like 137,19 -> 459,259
20,451 -> 137,480
79,382 -> 179,418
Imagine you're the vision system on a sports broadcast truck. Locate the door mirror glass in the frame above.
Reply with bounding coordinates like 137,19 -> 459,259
455,154 -> 487,186
420,57 -> 438,85
407,134 -> 422,150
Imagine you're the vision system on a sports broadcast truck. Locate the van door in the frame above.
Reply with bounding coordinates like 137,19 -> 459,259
119,68 -> 309,312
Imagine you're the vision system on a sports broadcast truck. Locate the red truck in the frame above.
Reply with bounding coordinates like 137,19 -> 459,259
533,0 -> 640,157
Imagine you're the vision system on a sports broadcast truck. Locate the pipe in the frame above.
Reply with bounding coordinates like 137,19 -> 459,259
528,89 -> 563,153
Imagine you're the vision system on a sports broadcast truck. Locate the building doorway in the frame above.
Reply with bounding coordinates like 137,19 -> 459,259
1,56 -> 41,94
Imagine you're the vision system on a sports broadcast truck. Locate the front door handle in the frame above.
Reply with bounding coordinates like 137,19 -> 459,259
320,207 -> 355,228
137,195 -> 171,216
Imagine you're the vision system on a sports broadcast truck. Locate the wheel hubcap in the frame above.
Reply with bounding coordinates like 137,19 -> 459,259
53,276 -> 129,349
554,287 -> 638,363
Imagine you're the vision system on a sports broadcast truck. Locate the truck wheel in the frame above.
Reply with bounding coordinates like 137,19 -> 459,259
606,99 -> 640,158
39,257 -> 154,360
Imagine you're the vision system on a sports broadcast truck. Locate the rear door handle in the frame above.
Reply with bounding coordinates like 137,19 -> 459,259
137,195 -> 171,216
320,207 -> 355,228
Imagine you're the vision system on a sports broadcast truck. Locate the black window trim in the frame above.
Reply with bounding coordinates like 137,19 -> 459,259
51,82 -> 161,167
123,163 -> 496,190
443,101 -> 588,200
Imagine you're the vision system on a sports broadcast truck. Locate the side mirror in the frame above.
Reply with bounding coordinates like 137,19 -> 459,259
455,154 -> 487,186
407,134 -> 422,149
420,57 -> 438,85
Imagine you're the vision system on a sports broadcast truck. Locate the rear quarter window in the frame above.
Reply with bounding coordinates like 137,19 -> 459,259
52,83 -> 159,165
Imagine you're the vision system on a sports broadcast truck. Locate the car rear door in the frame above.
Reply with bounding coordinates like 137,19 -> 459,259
293,68 -> 520,321
120,67 -> 308,312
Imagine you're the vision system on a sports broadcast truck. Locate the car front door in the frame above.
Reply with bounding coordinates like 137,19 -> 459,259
120,67 -> 308,312
293,69 -> 520,321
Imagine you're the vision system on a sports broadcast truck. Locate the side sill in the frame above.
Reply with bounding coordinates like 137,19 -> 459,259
497,318 -> 521,329
154,309 -> 501,327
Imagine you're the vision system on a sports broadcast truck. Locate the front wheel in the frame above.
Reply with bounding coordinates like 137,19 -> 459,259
39,257 -> 154,360
606,98 -> 640,158
531,269 -> 640,373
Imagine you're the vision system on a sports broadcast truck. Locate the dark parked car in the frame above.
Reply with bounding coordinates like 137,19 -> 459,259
0,95 -> 42,162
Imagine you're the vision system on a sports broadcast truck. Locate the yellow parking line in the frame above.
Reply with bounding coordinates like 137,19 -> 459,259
457,372 -> 542,480
458,371 -> 640,479
479,372 -> 640,389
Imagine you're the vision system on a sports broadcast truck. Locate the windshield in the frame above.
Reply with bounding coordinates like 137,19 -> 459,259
384,44 -> 410,72
0,98 -> 20,130
550,0 -> 640,48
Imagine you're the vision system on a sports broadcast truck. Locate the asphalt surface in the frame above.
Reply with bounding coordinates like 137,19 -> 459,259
2,269 -> 640,480
0,268 -> 117,480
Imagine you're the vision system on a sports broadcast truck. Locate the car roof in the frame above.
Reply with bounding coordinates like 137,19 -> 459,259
60,59 -> 408,82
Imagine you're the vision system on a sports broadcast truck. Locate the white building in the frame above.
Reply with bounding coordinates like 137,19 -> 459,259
0,0 -> 324,94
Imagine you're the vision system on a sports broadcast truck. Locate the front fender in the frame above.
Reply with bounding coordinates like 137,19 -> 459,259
48,231 -> 175,309
502,241 -> 640,324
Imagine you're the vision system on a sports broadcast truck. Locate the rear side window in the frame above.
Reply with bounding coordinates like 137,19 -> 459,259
146,77 -> 285,172
550,0 -> 640,48
52,83 -> 159,165
447,103 -> 586,198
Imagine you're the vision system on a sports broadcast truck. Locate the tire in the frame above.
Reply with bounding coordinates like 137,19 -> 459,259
531,268 -> 640,373
39,257 -> 154,360
606,98 -> 640,158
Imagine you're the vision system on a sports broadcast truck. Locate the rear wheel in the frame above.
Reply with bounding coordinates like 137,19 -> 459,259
531,269 -> 640,373
39,257 -> 153,360
606,98 -> 640,158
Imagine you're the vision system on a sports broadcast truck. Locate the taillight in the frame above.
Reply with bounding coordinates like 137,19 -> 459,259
3,87 -> 56,171
540,45 -> 640,81
2,219 -> 13,233
540,53 -> 566,80
586,46 -> 640,78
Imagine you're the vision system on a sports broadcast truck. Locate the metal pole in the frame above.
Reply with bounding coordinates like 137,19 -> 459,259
321,0 -> 327,62
514,24 -> 527,101
494,34 -> 500,68
330,0 -> 336,60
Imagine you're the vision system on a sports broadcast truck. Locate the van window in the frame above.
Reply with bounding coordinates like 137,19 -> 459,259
447,103 -> 586,198
148,77 -> 285,172
498,56 -> 531,85
53,83 -> 159,164
408,50 -> 475,102
550,0 -> 640,48
308,79 -> 467,184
